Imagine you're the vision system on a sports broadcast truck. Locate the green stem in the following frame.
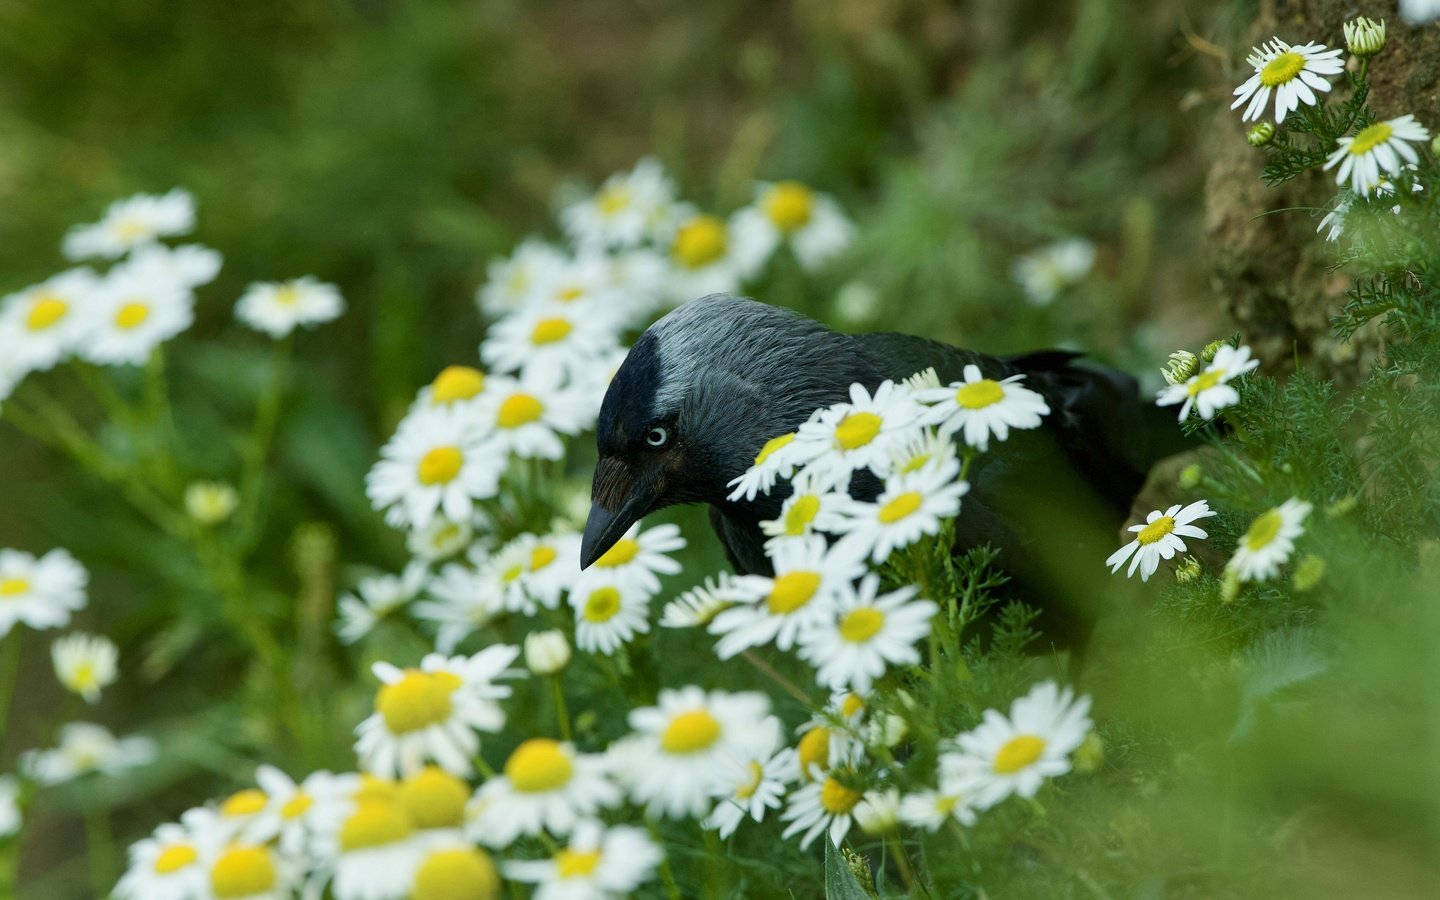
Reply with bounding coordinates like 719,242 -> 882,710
474,754 -> 497,780
143,347 -> 184,493
647,819 -> 682,900
84,806 -> 114,898
886,830 -> 917,892
739,649 -> 812,706
236,337 -> 292,555
0,631 -> 22,752
551,676 -> 573,742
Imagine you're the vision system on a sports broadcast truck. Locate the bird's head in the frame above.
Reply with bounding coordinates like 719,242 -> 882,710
580,294 -> 863,568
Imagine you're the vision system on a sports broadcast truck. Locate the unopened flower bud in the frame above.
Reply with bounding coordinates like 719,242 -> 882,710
524,630 -> 571,675
1175,556 -> 1202,584
1246,122 -> 1276,147
1073,732 -> 1105,774
1177,463 -> 1203,490
1292,555 -> 1326,592
853,788 -> 900,835
1161,350 -> 1200,386
1343,17 -> 1386,58
1220,566 -> 1242,603
1325,495 -> 1358,518
185,481 -> 238,526
1201,339 -> 1232,363
867,713 -> 909,749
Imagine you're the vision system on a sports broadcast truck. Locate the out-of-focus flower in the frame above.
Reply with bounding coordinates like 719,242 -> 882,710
503,819 -> 662,899
198,841 -> 296,900
780,766 -> 865,850
0,547 -> 88,638
1010,238 -> 1095,305
414,365 -> 489,412
1106,500 -> 1217,582
1156,344 -> 1260,421
1324,115 -> 1432,197
413,563 -> 503,654
481,302 -> 620,382
917,364 -> 1050,452
468,738 -> 621,848
51,631 -> 119,703
702,719 -> 796,839
1247,122 -> 1276,147
77,263 -> 195,366
524,629 -> 572,675
1293,555 -> 1327,592
185,481 -> 239,526
853,787 -> 901,835
406,515 -> 477,561
1400,0 -> 1440,25
22,722 -> 156,785
559,157 -> 678,250
235,276 -> 345,338
123,243 -> 221,291
664,207 -> 764,303
331,797 -> 428,900
1231,38 -> 1344,123
410,843 -> 501,900
570,577 -> 654,656
1228,498 -> 1312,582
944,681 -> 1092,809
1160,350 -> 1200,386
474,369 -> 594,462
335,562 -> 427,645
659,573 -> 738,628
731,180 -> 854,272
63,189 -> 196,260
0,268 -> 98,372
365,406 -> 501,531
476,239 -> 567,317
114,815 -> 217,900
0,775 -> 20,838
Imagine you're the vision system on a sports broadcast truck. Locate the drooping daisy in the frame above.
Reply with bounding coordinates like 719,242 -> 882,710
480,303 -> 621,381
503,819 -> 662,900
730,180 -> 854,272
917,364 -> 1050,452
476,239 -> 568,317
664,206 -> 764,302
0,268 -> 98,371
365,406 -> 501,530
197,841 -> 294,900
334,562 -> 428,645
758,471 -> 849,548
330,797 -> 428,900
77,264 -> 195,366
945,681 -> 1093,810
1105,499 -> 1217,582
63,188 -> 196,260
235,276 -> 345,338
609,686 -> 774,819
570,576 -> 654,656
475,369 -> 594,461
410,843 -> 502,900
468,738 -> 622,847
0,775 -> 18,839
707,535 -> 866,658
830,457 -> 969,564
659,573 -> 740,628
779,766 -> 866,850
575,522 -> 684,596
1010,238 -> 1096,306
702,718 -> 798,839
0,547 -> 88,637
790,380 -> 927,490
413,564 -> 504,654
50,631 -> 119,703
22,721 -> 156,785
1231,38 -> 1345,123
354,646 -> 521,778
1156,344 -> 1260,422
1324,115 -> 1432,197
559,157 -> 678,250
114,817 -> 217,900
797,576 -> 938,695
1227,497 -> 1312,582
245,767 -> 359,857
726,430 -> 804,502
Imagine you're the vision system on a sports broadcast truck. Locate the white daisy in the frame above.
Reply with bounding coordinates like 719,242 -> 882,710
559,157 -> 678,250
413,563 -> 503,654
475,239 -> 568,317
702,719 -> 798,839
365,405 -> 501,530
63,188 -> 196,260
726,430 -> 805,502
663,207 -> 764,303
122,243 -> 222,291
790,380 -> 927,490
114,817 -> 218,900
0,268 -> 98,371
503,819 -> 662,900
898,787 -> 978,832
917,364 -> 1050,452
1231,38 -> 1345,123
598,248 -> 671,321
794,692 -> 869,782
570,576 -> 654,656
945,681 -> 1093,810
235,276 -> 345,338
480,303 -> 621,381
412,365 -> 490,412
50,631 -> 119,703
707,535 -> 866,658
830,457 -> 969,564
331,797 -> 429,900
575,522 -> 684,596
888,428 -> 960,478
1227,497 -> 1312,582
1105,499 -> 1217,582
523,253 -> 629,324
481,531 -> 582,615
0,775 -> 18,839
659,573 -> 739,628
246,766 -> 359,858
21,721 -> 156,785
397,764 -> 474,835
759,471 -> 850,549
797,575 -> 938,695
475,369 -> 594,461
334,562 -> 428,645
1324,115 -> 1432,197
1156,344 -> 1260,422
410,843 -> 501,900
77,263 -> 194,366
406,515 -> 478,562
468,738 -> 621,847
730,180 -> 854,272
1010,238 -> 1096,306
0,547 -> 88,637
779,766 -> 866,850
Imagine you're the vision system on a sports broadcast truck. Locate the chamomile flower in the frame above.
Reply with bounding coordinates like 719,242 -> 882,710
79,264 -> 194,366
831,457 -> 968,564
366,406 -> 501,530
1231,38 -> 1345,123
468,739 -> 622,847
413,365 -> 490,412
853,788 -> 901,835
945,681 -> 1093,810
124,243 -> 222,290
335,562 -> 428,645
917,364 -> 1050,451
331,797 -> 428,900
1010,238 -> 1096,306
560,157 -> 678,250
570,576 -> 653,656
576,522 -> 684,596
115,818 -> 216,900
794,694 -> 869,783
1105,500 -> 1217,582
50,631 -> 119,703
780,767 -> 865,850
397,765 -> 472,835
759,472 -> 849,548
503,819 -> 662,900
702,721 -> 798,839
197,841 -> 295,900
410,843 -> 501,900
730,180 -> 854,272
63,188 -> 196,260
525,253 -> 628,322
1156,344 -> 1260,422
476,239 -> 567,317
0,547 -> 88,637
407,515 -> 478,562
888,428 -> 960,478
610,686 -> 774,819
660,573 -> 740,628
1227,498 -> 1312,582
235,276 -> 345,338
22,722 -> 156,785
797,576 -> 938,695
1324,115 -> 1432,197
484,531 -> 582,615
480,303 -> 621,381
246,767 -> 359,857
898,787 -> 978,832
727,430 -> 804,501
354,646 -> 521,778
0,775 -> 18,839
1317,190 -> 1355,242
790,380 -> 927,489
707,535 -> 866,658
664,207 -> 763,302
477,369 -> 594,461
413,564 -> 503,654
0,268 -> 98,371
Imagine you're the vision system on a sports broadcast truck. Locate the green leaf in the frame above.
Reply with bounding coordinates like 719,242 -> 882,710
825,840 -> 874,900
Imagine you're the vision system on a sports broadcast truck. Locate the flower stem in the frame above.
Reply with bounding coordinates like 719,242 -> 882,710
551,676 -> 573,742
0,631 -> 22,752
739,649 -> 812,706
84,806 -> 114,898
886,829 -> 917,891
236,337 -> 292,554
647,818 -> 682,900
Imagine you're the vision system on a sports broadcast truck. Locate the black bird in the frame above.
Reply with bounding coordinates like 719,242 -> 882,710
580,294 -> 1187,655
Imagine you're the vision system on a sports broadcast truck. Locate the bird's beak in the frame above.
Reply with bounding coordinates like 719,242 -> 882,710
580,457 -> 656,569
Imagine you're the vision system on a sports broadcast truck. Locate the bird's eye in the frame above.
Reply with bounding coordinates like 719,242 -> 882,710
646,427 -> 669,447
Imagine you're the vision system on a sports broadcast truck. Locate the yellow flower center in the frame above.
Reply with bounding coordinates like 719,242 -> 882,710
660,709 -> 722,754
1186,369 -> 1225,396
839,608 -> 885,643
582,587 -> 622,623
399,766 -> 469,829
413,848 -> 501,900
273,284 -> 302,305
355,774 -> 399,804
1136,516 -> 1176,546
417,446 -> 464,486
1259,51 -> 1305,87
766,571 -> 822,614
281,792 -> 312,820
505,738 -> 574,793
672,215 -> 727,269
555,285 -> 585,302
338,800 -> 415,851
531,317 -> 573,345
0,578 -> 28,597
555,849 -> 602,878
375,670 -> 463,734
763,181 -> 815,232
935,794 -> 960,814
112,217 -> 150,241
497,393 -> 543,428
819,776 -> 863,814
956,379 -> 1004,409
878,492 -> 922,523
840,693 -> 865,717
783,495 -> 820,535
1348,121 -> 1394,156
593,538 -> 639,568
797,727 -> 830,779
754,432 -> 795,466
431,366 -> 486,404
220,788 -> 268,818
210,846 -> 276,898
502,563 -> 524,582
735,761 -> 765,799
153,843 -> 198,874
993,734 -> 1047,774
834,412 -> 882,450
68,662 -> 98,692
115,301 -> 151,330
530,545 -> 558,571
1244,509 -> 1285,551
900,453 -> 933,474
597,185 -> 631,216
26,295 -> 68,331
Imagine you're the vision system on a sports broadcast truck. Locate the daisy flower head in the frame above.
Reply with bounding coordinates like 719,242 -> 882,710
707,534 -> 865,658
410,842 -> 501,900
570,574 -> 653,656
354,645 -> 521,778
730,180 -> 855,272
365,405 -> 501,530
831,456 -> 968,565
22,721 -> 156,785
1156,343 -> 1260,422
245,766 -> 359,858
196,841 -> 295,900
760,471 -> 850,549
797,575 -> 938,695
1106,499 -> 1217,582
702,718 -> 798,839
484,531 -> 582,615
480,302 -> 621,381
1228,497 -> 1312,582
476,368 -> 594,462
663,205 -> 764,303
413,563 -> 504,654
396,765 -> 472,835
577,522 -> 684,596
790,380 -> 927,490
899,787 -> 978,833
726,429 -> 805,502
51,631 -> 119,703
330,796 -> 428,900
946,680 -> 1093,810
599,248 -> 670,321
0,268 -> 99,371
889,428 -> 960,478
476,238 -> 567,317
234,276 -> 345,339
611,686 -> 774,819
524,629 -> 572,675
1231,38 -> 1344,123
334,561 -> 427,645
526,253 -> 629,324
504,819 -> 662,900
1010,238 -> 1096,306
468,739 -> 621,848
559,157 -> 678,250
918,364 -> 1050,452
63,188 -> 196,260
407,514 -> 478,562
114,817 -> 218,900
779,766 -> 866,850
0,547 -> 88,637
660,572 -> 741,628
78,262 -> 194,366
1324,115 -> 1432,197
414,365 -> 490,413
123,242 -> 222,291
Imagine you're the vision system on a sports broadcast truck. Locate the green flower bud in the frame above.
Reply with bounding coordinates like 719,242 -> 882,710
1247,122 -> 1276,147
1292,555 -> 1326,593
185,481 -> 239,526
1220,567 -> 1242,603
1326,495 -> 1358,518
1174,555 -> 1202,584
1177,463 -> 1203,491
1161,350 -> 1200,386
1343,17 -> 1386,59
1073,732 -> 1105,774
1201,339 -> 1232,363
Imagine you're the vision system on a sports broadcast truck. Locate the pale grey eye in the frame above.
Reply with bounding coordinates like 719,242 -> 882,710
646,427 -> 669,447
